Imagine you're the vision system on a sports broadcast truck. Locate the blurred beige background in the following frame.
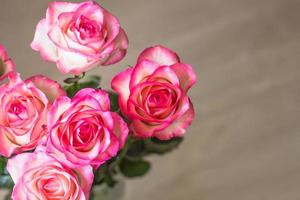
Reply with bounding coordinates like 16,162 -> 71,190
1,0 -> 300,199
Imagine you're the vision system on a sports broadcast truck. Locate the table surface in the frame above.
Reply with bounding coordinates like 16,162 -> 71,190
0,0 -> 300,199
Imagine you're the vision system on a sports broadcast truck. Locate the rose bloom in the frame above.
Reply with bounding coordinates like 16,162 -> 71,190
112,45 -> 196,140
0,44 -> 15,81
31,0 -> 128,75
0,72 -> 65,157
46,88 -> 128,168
7,151 -> 93,200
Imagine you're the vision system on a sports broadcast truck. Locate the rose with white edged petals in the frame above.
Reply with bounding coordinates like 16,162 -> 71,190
0,44 -> 15,81
31,0 -> 129,75
0,73 -> 65,157
112,45 -> 196,140
7,151 -> 93,200
46,88 -> 128,168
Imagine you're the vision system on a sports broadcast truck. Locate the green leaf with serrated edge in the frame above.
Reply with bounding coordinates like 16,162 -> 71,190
119,158 -> 151,178
144,137 -> 183,155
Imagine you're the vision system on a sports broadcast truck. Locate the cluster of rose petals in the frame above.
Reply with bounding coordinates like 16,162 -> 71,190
0,72 -> 65,157
7,151 -> 93,200
31,0 -> 128,75
0,44 -> 15,81
112,45 -> 196,140
46,88 -> 128,168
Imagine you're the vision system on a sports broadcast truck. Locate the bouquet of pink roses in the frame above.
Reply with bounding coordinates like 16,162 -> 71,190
0,1 -> 196,199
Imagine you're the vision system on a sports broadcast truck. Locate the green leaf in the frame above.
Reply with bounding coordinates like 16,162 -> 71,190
80,75 -> 101,89
0,157 -> 6,175
108,91 -> 119,112
144,137 -> 183,155
93,161 -> 118,187
119,158 -> 151,178
126,140 -> 147,159
64,75 -> 101,97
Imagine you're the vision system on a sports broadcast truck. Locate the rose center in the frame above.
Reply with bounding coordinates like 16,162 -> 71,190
74,122 -> 93,145
9,102 -> 25,115
76,16 -> 98,39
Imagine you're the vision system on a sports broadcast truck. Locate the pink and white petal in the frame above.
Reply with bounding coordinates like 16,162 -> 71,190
153,100 -> 195,140
7,72 -> 23,88
56,49 -> 92,75
102,11 -> 121,46
102,28 -> 128,65
0,127 -> 19,157
46,1 -> 83,25
48,96 -> 71,128
129,60 -> 160,89
111,112 -> 129,147
48,24 -> 69,50
102,49 -> 126,66
31,19 -> 59,62
170,63 -> 196,93
25,75 -> 66,103
131,120 -> 168,139
74,1 -> 104,24
74,88 -> 110,111
11,182 -> 27,200
0,59 -> 15,81
137,45 -> 180,66
73,165 -> 94,198
111,67 -> 133,114
148,66 -> 180,85
7,153 -> 32,182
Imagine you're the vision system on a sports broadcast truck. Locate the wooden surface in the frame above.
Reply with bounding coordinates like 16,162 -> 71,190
1,0 -> 300,199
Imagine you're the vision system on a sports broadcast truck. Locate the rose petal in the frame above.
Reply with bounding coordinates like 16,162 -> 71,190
31,19 -> 59,62
154,100 -> 195,140
0,45 -> 15,81
129,60 -> 160,89
73,165 -> 94,198
111,112 -> 129,147
137,45 -> 180,66
102,28 -> 128,65
56,49 -> 96,75
148,66 -> 180,86
74,88 -> 110,111
6,153 -> 33,183
25,75 -> 66,103
111,67 -> 133,115
46,1 -> 83,25
170,63 -> 197,93
48,96 -> 71,128
0,127 -> 19,157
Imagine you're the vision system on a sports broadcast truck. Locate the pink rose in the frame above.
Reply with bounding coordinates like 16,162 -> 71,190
112,45 -> 196,140
46,88 -> 128,168
31,1 -> 128,75
0,44 -> 15,81
7,151 -> 93,200
0,73 -> 65,157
